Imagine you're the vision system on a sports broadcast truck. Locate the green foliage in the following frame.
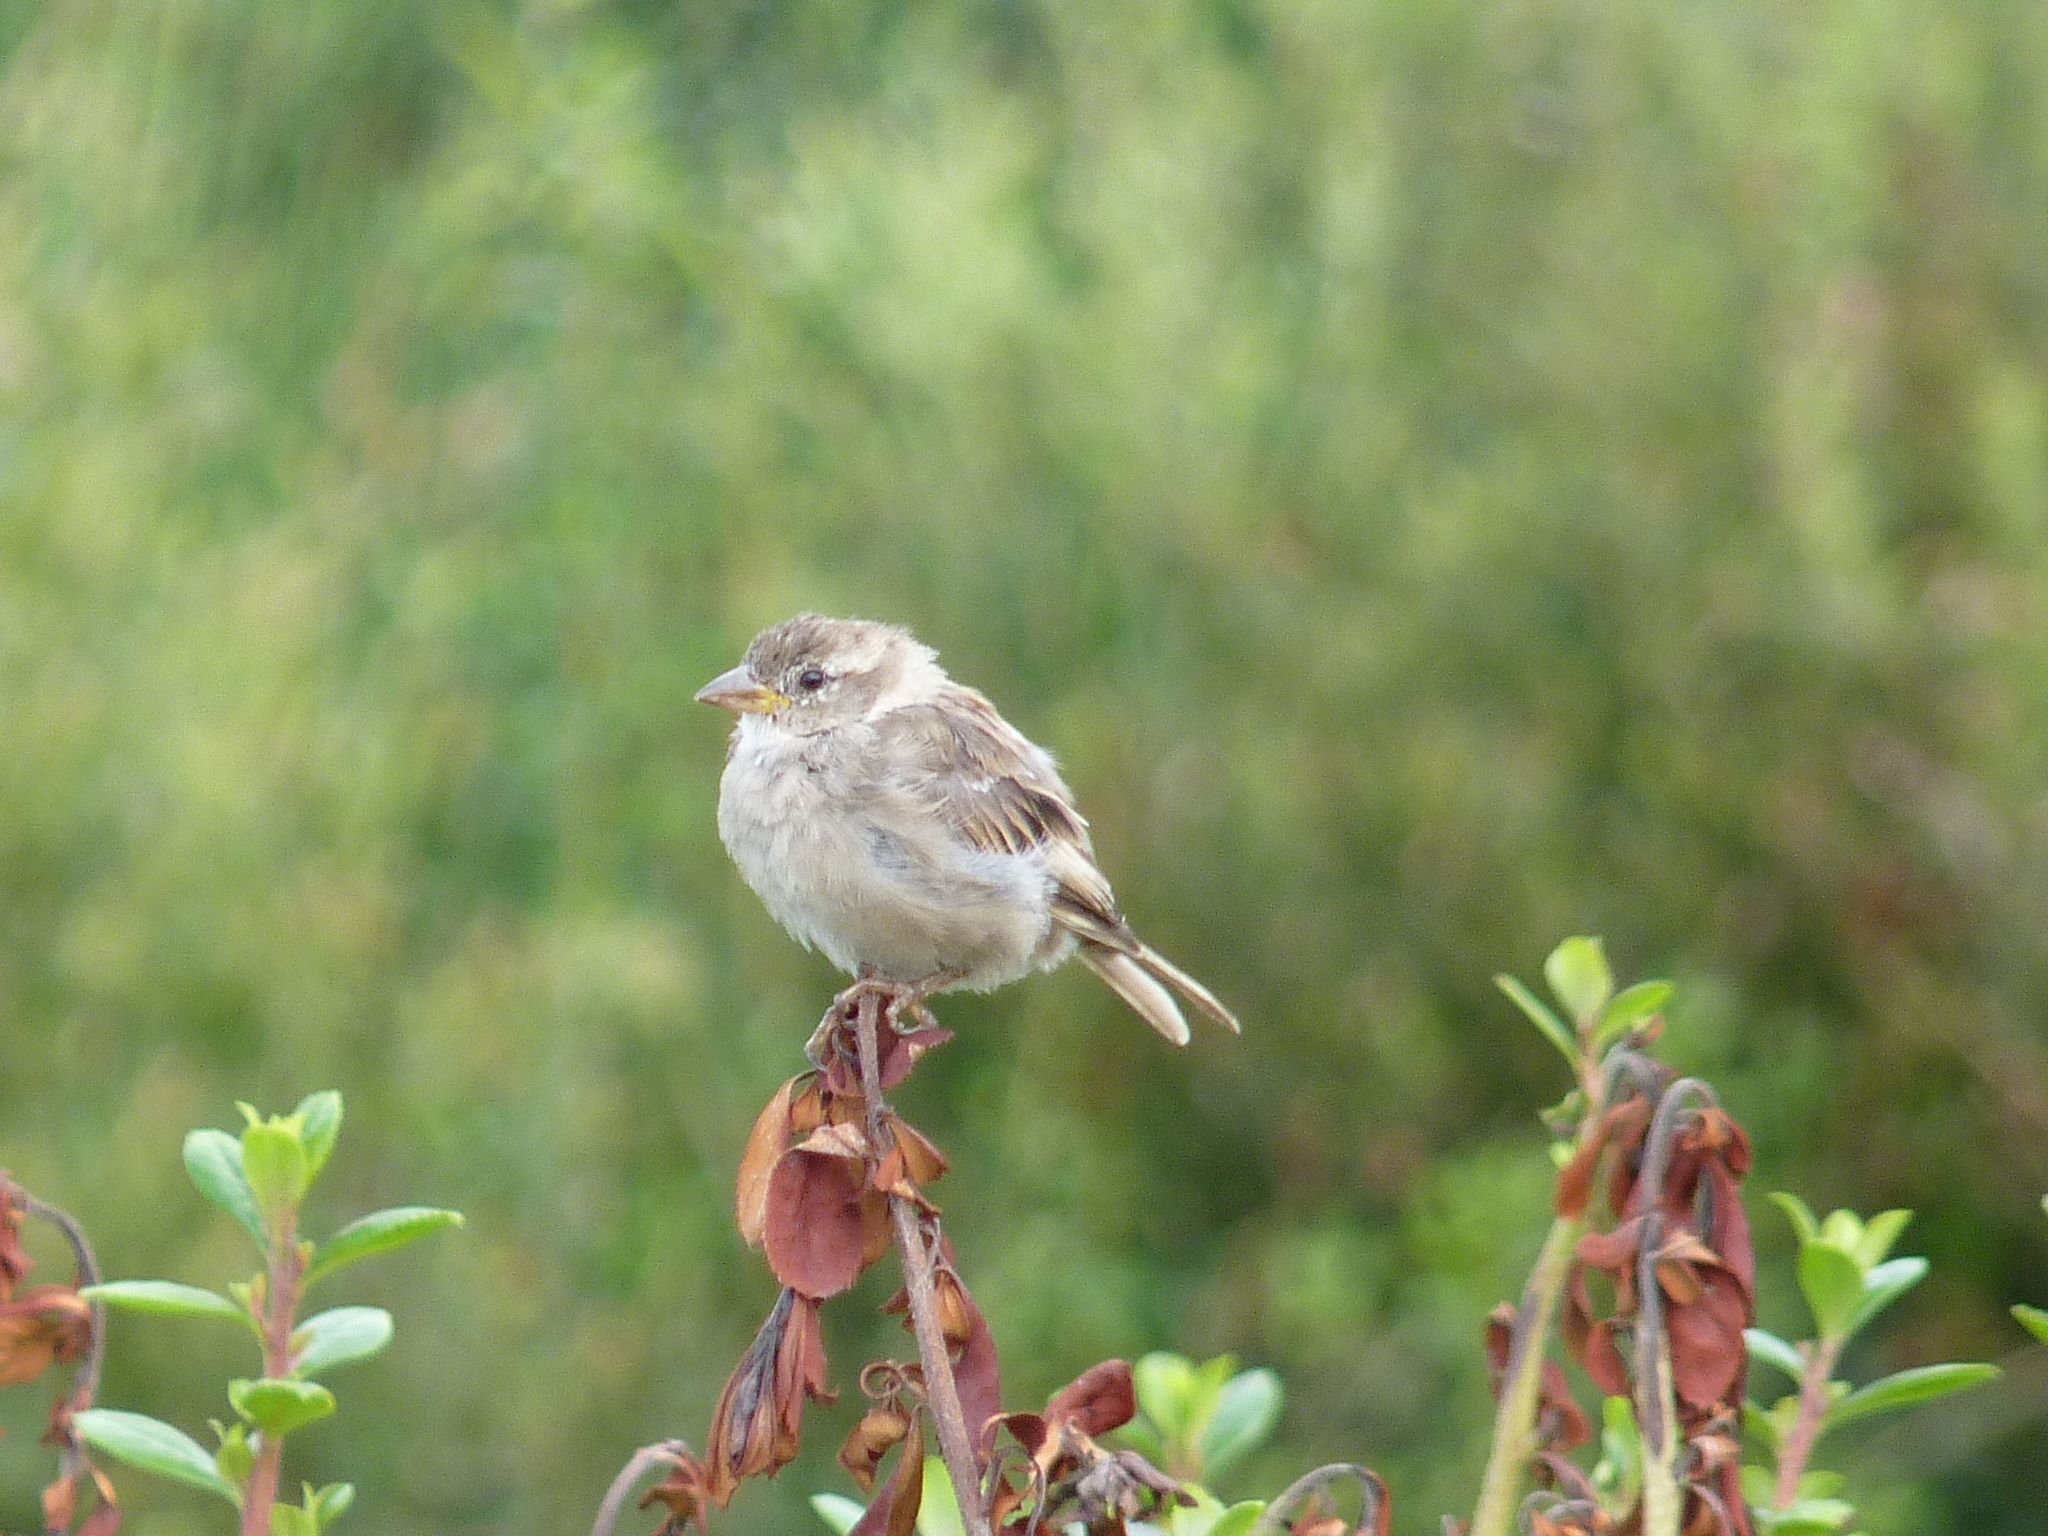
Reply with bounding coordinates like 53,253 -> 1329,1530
79,1095 -> 459,1531
1125,1353 -> 1284,1487
1743,1201 -> 1999,1533
71,1410 -> 236,1504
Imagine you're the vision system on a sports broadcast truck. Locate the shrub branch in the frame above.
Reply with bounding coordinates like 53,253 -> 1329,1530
850,989 -> 995,1536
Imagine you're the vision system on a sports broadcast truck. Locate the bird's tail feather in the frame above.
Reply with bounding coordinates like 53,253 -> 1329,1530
1079,940 -> 1242,1044
1134,943 -> 1242,1035
1080,944 -> 1191,1046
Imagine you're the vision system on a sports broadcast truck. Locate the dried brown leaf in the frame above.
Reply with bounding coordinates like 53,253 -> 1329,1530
1045,1359 -> 1138,1438
764,1147 -> 883,1299
737,1077 -> 802,1248
838,1406 -> 910,1494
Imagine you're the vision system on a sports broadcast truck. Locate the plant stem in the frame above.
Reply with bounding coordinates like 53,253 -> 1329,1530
241,1210 -> 302,1536
1468,1210 -> 1586,1536
590,1440 -> 692,1536
1773,1335 -> 1843,1508
1246,1463 -> 1388,1536
849,991 -> 994,1536
18,1189 -> 106,1492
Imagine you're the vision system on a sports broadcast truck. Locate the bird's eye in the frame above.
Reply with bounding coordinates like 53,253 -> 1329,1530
796,666 -> 827,693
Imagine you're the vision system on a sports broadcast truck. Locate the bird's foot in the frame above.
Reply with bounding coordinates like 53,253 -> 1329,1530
806,970 -> 963,1067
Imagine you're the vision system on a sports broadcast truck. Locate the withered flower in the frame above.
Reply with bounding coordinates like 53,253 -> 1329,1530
704,1289 -> 835,1505
0,1285 -> 91,1388
988,1360 -> 1191,1534
638,1446 -> 713,1536
1551,1077 -> 1758,1536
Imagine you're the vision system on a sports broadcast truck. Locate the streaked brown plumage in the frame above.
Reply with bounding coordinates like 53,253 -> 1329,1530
696,616 -> 1239,1045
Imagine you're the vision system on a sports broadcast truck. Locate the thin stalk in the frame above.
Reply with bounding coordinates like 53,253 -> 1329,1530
19,1190 -> 106,1496
850,992 -> 994,1536
590,1440 -> 693,1536
1772,1336 -> 1843,1508
1469,1028 -> 1622,1536
241,1211 -> 302,1536
1468,1210 -> 1587,1536
1246,1463 -> 1387,1536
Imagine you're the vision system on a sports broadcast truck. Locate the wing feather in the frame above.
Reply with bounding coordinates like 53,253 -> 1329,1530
877,687 -> 1124,928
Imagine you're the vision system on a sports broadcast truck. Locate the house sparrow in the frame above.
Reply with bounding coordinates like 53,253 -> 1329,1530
696,616 -> 1240,1045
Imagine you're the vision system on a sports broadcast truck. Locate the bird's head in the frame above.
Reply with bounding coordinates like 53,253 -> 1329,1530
695,615 -> 941,734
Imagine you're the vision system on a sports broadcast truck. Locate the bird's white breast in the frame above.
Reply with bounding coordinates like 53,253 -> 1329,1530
716,714 -> 1061,986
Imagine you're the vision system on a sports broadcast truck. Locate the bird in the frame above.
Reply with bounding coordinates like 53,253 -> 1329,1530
696,615 -> 1240,1045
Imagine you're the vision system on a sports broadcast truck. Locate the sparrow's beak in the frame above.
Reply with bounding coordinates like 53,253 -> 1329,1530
695,665 -> 788,715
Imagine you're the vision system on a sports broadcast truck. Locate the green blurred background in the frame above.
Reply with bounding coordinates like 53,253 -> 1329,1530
4,0 -> 2047,1530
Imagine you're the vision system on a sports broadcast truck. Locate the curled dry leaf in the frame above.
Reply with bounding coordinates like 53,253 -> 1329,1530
0,1286 -> 91,1388
1043,1359 -> 1138,1438
874,1115 -> 949,1203
848,1411 -> 925,1536
705,1289 -> 835,1505
838,1405 -> 910,1494
885,1243 -> 1003,1455
736,1077 -> 803,1248
987,1359 -> 1182,1533
639,1447 -> 713,1536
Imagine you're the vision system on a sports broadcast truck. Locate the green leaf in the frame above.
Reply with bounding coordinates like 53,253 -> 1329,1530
72,1409 -> 236,1502
1495,974 -> 1578,1066
1761,1498 -> 1856,1533
242,1121 -> 309,1223
212,1419 -> 254,1489
1798,1241 -> 1865,1340
294,1306 -> 394,1376
1596,1395 -> 1641,1505
1596,979 -> 1674,1048
1770,1192 -> 1820,1245
230,1377 -> 338,1437
1200,1369 -> 1281,1480
1819,1210 -> 1862,1252
2012,1303 -> 2048,1346
184,1129 -> 266,1245
811,1494 -> 865,1535
1740,1401 -> 1780,1456
1854,1209 -> 1911,1268
272,1505 -> 317,1536
1744,1328 -> 1805,1382
917,1456 -> 966,1536
84,1280 -> 251,1327
1827,1363 -> 2000,1432
1133,1353 -> 1197,1439
313,1483 -> 355,1525
306,1206 -> 464,1288
1181,1354 -> 1235,1453
1199,1503 -> 1268,1536
295,1092 -> 344,1184
1847,1256 -> 1927,1335
1738,1465 -> 1773,1510
1544,935 -> 1611,1023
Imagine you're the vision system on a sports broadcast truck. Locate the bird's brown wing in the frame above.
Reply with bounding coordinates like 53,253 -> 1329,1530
877,687 -> 1130,940
877,686 -> 1241,1041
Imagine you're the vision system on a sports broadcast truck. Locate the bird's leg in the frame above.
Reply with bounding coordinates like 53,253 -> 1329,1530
808,967 -> 967,1065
